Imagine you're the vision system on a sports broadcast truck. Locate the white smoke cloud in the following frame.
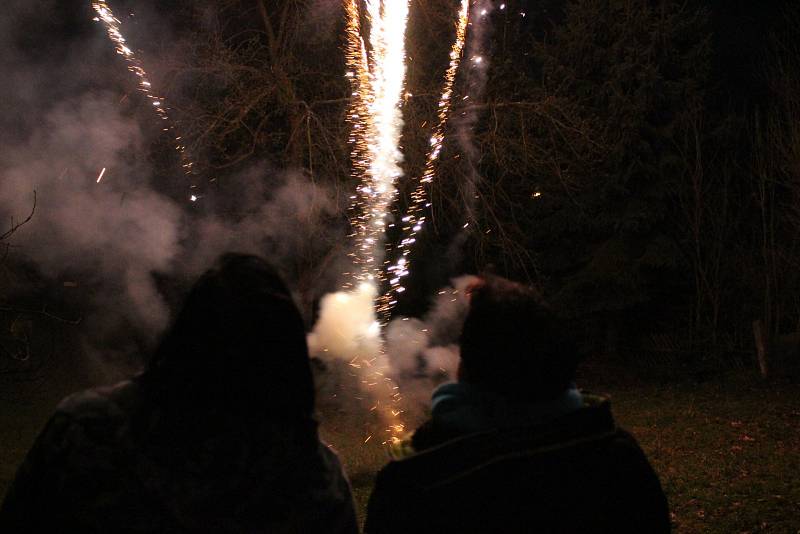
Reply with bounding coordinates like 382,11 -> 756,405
0,96 -> 182,330
307,283 -> 382,361
383,275 -> 476,419
423,274 -> 480,345
0,94 -> 344,373
385,317 -> 429,375
423,345 -> 460,376
180,170 -> 343,287
0,0 -> 354,390
309,274 -> 478,429
309,274 -> 478,386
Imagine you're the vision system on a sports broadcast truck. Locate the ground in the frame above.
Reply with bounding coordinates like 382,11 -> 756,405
597,374 -> 799,533
2,362 -> 798,532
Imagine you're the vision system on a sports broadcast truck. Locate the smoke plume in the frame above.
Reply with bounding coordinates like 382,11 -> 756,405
0,2 -> 344,380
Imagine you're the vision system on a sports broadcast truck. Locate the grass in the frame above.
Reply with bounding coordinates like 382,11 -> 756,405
0,381 -> 71,501
606,374 -> 800,533
2,368 -> 798,532
329,369 -> 800,532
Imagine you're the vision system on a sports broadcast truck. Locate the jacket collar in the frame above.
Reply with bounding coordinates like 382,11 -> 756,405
429,381 -> 585,437
392,393 -> 616,463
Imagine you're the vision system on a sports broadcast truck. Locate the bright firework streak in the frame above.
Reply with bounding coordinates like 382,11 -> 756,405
378,0 -> 471,318
96,167 -> 107,183
350,0 -> 411,288
91,1 -> 200,202
338,0 -> 410,446
362,0 -> 411,444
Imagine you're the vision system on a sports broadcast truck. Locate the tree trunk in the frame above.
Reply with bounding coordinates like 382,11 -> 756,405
753,319 -> 769,378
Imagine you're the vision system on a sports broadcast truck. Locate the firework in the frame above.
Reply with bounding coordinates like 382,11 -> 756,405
343,0 -> 376,289
378,0 -> 471,318
358,0 -> 412,444
323,0 -> 477,446
330,0 -> 412,446
308,282 -> 406,445
344,0 -> 411,291
91,1 -> 199,201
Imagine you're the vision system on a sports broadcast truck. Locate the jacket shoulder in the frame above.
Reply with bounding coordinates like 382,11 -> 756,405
365,400 -> 670,533
55,380 -> 140,418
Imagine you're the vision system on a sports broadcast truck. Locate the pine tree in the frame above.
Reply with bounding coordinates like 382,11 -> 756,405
475,0 -> 710,348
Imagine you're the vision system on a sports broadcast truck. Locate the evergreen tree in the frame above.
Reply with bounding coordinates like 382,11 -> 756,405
475,0 -> 710,349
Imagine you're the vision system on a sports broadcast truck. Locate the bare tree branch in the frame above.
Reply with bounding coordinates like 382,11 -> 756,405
0,305 -> 82,326
1,190 -> 36,241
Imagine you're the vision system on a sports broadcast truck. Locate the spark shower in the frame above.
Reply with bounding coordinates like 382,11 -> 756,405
344,0 -> 472,321
309,0 -> 474,445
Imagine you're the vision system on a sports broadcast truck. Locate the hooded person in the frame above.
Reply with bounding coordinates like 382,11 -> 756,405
365,275 -> 670,533
0,253 -> 358,533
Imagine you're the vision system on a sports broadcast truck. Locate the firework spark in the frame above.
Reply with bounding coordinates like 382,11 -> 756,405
334,0 -> 412,446
91,1 -> 199,201
344,0 -> 411,290
379,0 -> 471,318
343,0 -> 376,289
96,167 -> 107,183
360,4 -> 412,439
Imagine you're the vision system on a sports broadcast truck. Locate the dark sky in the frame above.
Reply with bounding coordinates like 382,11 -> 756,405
3,0 -> 793,147
10,0 -> 793,76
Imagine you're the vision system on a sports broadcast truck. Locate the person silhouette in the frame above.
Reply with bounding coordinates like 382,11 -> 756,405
365,275 -> 669,533
1,253 -> 358,533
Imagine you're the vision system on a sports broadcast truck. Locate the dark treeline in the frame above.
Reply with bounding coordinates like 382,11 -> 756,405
459,0 -> 800,372
5,0 -> 799,375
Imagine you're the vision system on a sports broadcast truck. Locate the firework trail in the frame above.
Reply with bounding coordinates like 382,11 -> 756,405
344,0 -> 411,289
91,1 -> 200,202
342,0 -> 376,289
452,1 -> 493,227
379,0 -> 471,318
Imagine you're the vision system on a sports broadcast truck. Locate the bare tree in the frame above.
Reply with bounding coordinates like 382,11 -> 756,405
750,7 -> 800,375
164,0 -> 352,178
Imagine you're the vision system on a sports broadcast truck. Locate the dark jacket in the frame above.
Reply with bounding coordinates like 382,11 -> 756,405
0,378 -> 358,533
365,394 -> 670,533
